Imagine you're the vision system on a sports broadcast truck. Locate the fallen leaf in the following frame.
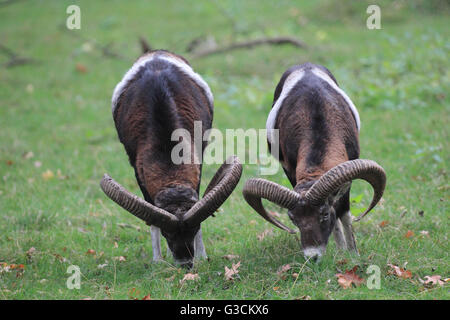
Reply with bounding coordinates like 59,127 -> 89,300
224,261 -> 241,281
404,230 -> 415,238
26,247 -> 37,258
379,220 -> 388,228
6,160 -> 13,166
273,286 -> 280,291
86,249 -> 96,255
76,63 -> 88,73
26,84 -> 34,93
114,256 -> 126,262
42,169 -> 54,180
222,254 -> 240,260
78,227 -> 88,234
419,275 -> 447,287
387,264 -> 412,279
57,169 -> 67,179
277,264 -> 292,279
257,229 -> 273,241
337,258 -> 348,266
165,274 -> 176,282
180,273 -> 199,284
335,266 -> 365,289
142,294 -> 151,300
22,151 -> 34,159
419,230 -> 429,237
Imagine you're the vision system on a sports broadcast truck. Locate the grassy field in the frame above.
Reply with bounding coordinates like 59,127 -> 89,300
0,0 -> 448,299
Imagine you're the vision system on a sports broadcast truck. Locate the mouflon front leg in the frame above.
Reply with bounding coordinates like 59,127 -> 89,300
150,225 -> 163,262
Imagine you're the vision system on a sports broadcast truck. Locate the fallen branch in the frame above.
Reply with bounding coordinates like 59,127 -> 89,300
59,24 -> 125,60
0,43 -> 36,68
191,36 -> 307,58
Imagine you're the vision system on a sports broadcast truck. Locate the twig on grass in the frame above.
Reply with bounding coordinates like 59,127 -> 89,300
191,36 -> 307,58
0,43 -> 37,68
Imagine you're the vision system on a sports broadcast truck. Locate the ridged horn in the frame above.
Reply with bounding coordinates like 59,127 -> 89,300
100,174 -> 180,230
242,178 -> 301,233
304,159 -> 386,221
183,155 -> 243,227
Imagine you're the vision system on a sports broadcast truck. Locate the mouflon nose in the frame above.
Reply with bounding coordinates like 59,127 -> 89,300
303,246 -> 325,263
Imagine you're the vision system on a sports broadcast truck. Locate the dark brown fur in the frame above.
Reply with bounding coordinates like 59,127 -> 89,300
269,63 -> 359,256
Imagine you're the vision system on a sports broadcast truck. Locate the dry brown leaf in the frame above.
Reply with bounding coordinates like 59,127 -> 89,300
277,264 -> 292,279
222,254 -> 240,260
165,274 -> 176,282
22,151 -> 34,159
56,169 -> 67,180
180,273 -> 199,284
379,220 -> 388,228
335,266 -> 365,289
26,247 -> 37,258
224,261 -> 241,281
387,264 -> 412,279
257,229 -> 273,241
419,275 -> 447,287
76,63 -> 88,73
42,169 -> 54,180
142,294 -> 151,300
404,230 -> 415,238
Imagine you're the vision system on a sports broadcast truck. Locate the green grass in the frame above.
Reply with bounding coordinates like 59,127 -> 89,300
0,0 -> 448,299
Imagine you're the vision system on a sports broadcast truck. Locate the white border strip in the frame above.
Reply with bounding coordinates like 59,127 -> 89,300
311,68 -> 360,131
111,53 -> 214,112
266,69 -> 305,144
266,67 -> 361,144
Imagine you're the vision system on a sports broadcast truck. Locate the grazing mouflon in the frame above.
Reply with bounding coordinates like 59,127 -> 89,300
243,63 -> 386,262
101,49 -> 242,268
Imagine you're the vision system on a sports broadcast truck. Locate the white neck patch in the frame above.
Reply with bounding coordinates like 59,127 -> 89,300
311,68 -> 360,131
266,67 -> 361,144
111,53 -> 214,113
266,69 -> 305,144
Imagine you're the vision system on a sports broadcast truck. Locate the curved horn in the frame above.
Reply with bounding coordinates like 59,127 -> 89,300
242,178 -> 301,234
304,159 -> 386,222
100,174 -> 180,230
183,155 -> 243,227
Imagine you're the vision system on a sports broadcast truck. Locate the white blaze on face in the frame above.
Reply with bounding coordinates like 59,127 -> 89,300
266,69 -> 305,144
111,52 -> 214,113
311,68 -> 361,131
